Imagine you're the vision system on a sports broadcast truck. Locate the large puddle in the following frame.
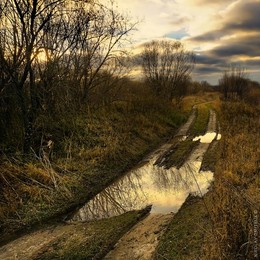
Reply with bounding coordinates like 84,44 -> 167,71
70,147 -> 214,222
70,110 -> 220,222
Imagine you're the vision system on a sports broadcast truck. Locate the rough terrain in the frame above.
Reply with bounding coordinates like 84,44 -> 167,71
105,214 -> 173,260
0,107 -> 220,259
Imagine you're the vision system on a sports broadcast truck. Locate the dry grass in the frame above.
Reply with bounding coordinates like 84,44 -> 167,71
156,139 -> 199,169
181,92 -> 221,112
155,97 -> 259,260
202,101 -> 260,259
0,94 -> 187,241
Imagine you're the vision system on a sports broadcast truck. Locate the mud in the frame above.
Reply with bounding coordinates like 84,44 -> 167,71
176,108 -> 196,137
104,213 -> 173,260
0,225 -> 66,260
188,110 -> 217,163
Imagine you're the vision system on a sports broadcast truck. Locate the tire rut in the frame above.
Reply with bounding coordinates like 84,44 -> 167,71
104,214 -> 173,260
104,110 -> 219,259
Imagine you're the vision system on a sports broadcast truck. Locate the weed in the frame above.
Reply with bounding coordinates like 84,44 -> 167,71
0,95 -> 187,242
35,208 -> 150,260
203,101 -> 260,259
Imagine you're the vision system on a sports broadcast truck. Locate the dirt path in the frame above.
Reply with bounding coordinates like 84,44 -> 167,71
145,108 -> 197,163
0,225 -> 66,260
176,108 -> 196,136
104,110 -> 218,259
187,110 -> 217,163
0,108 -> 213,260
207,109 -> 217,132
104,213 -> 173,260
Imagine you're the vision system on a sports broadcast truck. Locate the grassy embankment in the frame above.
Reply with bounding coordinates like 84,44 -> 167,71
155,98 -> 260,259
155,195 -> 211,259
161,92 -> 221,169
203,101 -> 260,259
0,94 -> 187,244
33,209 -> 150,260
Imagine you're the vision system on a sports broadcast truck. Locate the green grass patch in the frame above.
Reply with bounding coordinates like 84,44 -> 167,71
33,209 -> 150,260
158,139 -> 199,169
155,195 -> 211,260
189,106 -> 209,136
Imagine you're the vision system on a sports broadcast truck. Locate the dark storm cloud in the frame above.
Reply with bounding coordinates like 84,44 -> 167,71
209,33 -> 260,58
195,54 -> 225,65
188,0 -> 260,82
211,44 -> 257,57
224,1 -> 260,31
192,30 -> 224,42
194,66 -> 222,74
190,1 -> 260,42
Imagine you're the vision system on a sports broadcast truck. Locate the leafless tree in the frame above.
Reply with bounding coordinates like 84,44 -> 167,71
0,0 -> 136,152
219,65 -> 249,100
140,40 -> 195,101
0,0 -> 69,152
70,1 -> 137,103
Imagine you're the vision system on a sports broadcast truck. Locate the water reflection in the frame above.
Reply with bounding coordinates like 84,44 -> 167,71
71,150 -> 213,221
70,110 -> 219,222
193,131 -> 222,143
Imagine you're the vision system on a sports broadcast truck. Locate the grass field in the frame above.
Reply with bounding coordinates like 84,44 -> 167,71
0,97 -> 187,243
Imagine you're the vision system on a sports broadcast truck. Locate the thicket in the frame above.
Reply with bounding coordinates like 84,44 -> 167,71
219,65 -> 260,104
0,0 -> 137,154
140,40 -> 195,102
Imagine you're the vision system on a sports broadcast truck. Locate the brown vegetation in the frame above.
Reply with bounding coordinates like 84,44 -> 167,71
203,100 -> 260,259
140,40 -> 195,102
0,81 -> 187,242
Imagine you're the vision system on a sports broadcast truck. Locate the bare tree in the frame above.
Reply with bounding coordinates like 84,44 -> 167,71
0,0 -> 136,152
70,0 -> 137,103
0,0 -> 68,152
219,65 -> 249,100
140,40 -> 195,101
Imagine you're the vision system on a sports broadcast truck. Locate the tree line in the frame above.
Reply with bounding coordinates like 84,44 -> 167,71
0,0 -> 137,153
0,0 -> 198,155
5,0 -> 256,156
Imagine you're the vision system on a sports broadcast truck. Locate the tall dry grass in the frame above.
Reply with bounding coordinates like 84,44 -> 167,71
0,82 -> 187,238
203,101 -> 260,259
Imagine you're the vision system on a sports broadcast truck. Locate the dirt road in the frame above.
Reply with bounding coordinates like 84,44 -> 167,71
0,108 -> 219,260
105,214 -> 173,260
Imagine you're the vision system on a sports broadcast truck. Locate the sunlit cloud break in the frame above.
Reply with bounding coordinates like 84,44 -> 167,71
115,0 -> 260,84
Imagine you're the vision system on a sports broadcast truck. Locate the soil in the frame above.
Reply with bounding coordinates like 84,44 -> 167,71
176,108 -> 196,136
0,108 -> 219,259
104,213 -> 173,260
0,224 -> 66,260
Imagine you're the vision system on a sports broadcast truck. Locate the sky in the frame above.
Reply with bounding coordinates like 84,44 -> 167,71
115,0 -> 260,84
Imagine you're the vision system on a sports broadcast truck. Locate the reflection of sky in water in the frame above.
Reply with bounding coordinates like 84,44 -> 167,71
71,110 -> 220,222
71,149 -> 214,221
193,129 -> 222,144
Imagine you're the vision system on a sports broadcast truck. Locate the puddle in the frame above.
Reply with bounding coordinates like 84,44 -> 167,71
193,132 -> 221,143
70,158 -> 213,222
70,110 -> 219,222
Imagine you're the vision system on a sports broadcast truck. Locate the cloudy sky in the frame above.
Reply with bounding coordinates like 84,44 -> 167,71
116,0 -> 260,84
